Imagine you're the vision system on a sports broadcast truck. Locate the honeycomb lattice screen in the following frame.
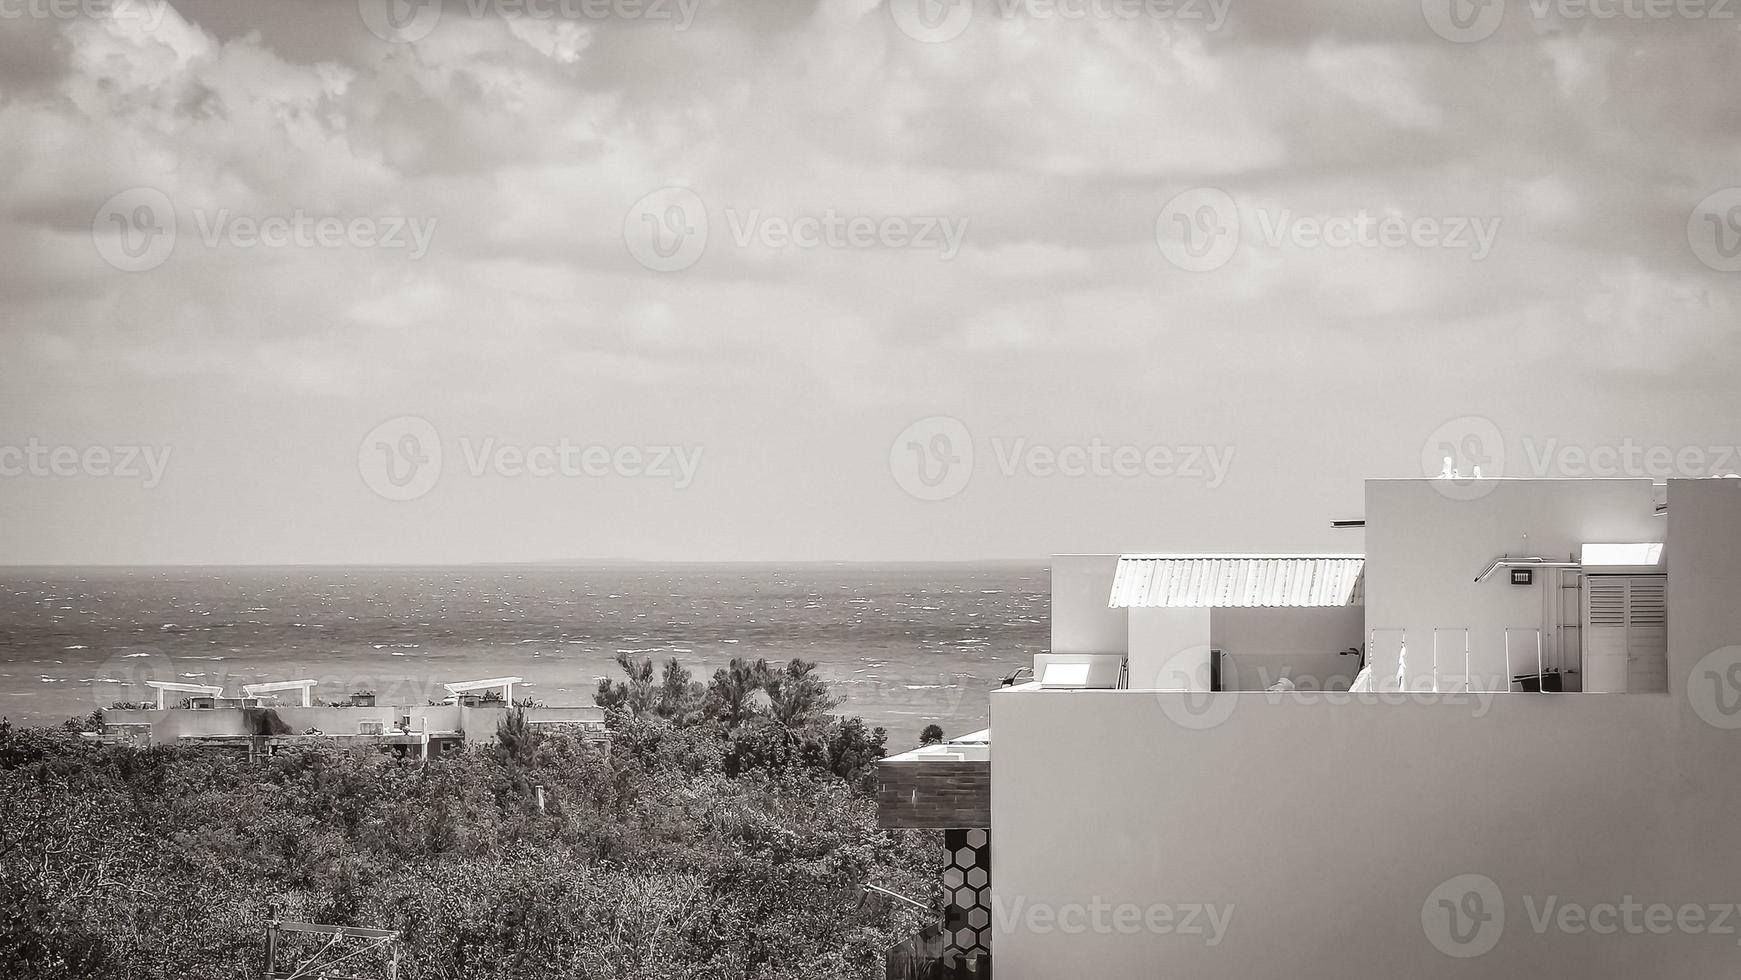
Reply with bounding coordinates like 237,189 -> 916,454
941,828 -> 991,964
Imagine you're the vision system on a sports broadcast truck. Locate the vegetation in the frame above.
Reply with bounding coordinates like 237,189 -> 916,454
0,657 -> 939,980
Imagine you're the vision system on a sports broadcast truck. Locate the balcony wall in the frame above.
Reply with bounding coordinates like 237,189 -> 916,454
878,749 -> 991,829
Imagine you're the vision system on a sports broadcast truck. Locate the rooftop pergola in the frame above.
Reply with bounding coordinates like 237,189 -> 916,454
143,680 -> 224,710
442,676 -> 524,704
241,679 -> 319,707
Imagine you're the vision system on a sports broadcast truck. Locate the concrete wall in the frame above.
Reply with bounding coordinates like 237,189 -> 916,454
989,689 -> 1736,980
1211,607 -> 1365,691
1364,479 -> 1660,690
988,478 -> 1741,979
1666,478 -> 1741,715
1051,555 -> 1127,657
1128,607 -> 1211,691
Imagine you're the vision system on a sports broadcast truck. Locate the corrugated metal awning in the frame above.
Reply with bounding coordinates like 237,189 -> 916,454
1109,555 -> 1365,608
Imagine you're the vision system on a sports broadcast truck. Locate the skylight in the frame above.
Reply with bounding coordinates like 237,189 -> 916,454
1581,543 -> 1665,566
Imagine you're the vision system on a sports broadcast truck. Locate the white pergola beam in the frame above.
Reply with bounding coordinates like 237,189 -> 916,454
441,676 -> 523,703
242,679 -> 318,706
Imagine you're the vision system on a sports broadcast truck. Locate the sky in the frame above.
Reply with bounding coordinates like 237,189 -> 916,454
0,0 -> 1738,564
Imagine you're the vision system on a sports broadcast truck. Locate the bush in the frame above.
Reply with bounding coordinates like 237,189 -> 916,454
0,660 -> 940,980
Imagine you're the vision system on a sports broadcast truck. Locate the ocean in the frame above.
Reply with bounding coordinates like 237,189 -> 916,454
0,563 -> 1049,747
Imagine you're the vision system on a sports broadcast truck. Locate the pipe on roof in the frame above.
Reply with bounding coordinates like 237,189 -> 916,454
1474,555 -> 1580,584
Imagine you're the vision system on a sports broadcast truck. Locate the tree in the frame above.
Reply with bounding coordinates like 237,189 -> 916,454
495,706 -> 542,765
703,657 -> 773,728
918,725 -> 945,746
765,659 -> 839,729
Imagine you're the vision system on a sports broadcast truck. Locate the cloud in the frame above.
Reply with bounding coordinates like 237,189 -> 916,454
1,0 -> 1738,561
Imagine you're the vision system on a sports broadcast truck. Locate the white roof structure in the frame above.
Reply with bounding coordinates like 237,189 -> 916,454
1109,555 -> 1366,608
442,676 -> 523,702
242,679 -> 318,706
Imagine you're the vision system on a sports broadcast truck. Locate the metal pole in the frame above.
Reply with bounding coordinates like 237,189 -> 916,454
1505,631 -> 1513,693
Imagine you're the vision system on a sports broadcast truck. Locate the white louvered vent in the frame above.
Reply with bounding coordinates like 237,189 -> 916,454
1629,579 -> 1667,628
1587,578 -> 1627,628
1583,575 -> 1668,693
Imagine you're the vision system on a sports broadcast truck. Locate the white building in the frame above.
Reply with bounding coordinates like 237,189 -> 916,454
880,476 -> 1741,979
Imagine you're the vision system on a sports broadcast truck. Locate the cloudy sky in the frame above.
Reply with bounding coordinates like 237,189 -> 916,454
0,0 -> 1737,564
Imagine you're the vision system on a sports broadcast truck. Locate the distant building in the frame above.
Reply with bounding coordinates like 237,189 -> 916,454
100,675 -> 606,760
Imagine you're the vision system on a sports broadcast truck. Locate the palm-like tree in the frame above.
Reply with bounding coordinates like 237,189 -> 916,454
705,657 -> 773,728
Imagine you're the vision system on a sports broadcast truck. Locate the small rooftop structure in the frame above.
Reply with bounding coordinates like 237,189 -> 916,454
1109,554 -> 1365,608
442,676 -> 523,703
144,680 -> 224,710
241,679 -> 318,706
